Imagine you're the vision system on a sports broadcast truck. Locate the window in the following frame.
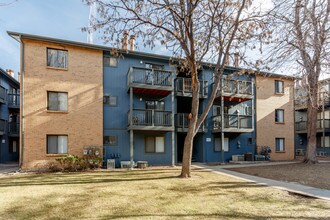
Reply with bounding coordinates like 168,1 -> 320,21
321,136 -> 330,148
275,138 -> 285,152
104,57 -> 117,67
9,140 -> 17,153
104,95 -> 117,106
145,136 -> 165,153
214,137 -> 229,152
145,63 -> 164,70
104,135 -> 118,146
47,92 -> 68,111
47,135 -> 68,154
248,138 -> 254,145
275,109 -> 284,123
275,80 -> 284,94
47,48 -> 68,69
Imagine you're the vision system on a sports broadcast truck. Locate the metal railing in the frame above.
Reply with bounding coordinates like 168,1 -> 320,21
8,122 -> 19,135
8,94 -> 20,107
175,113 -> 206,131
212,114 -> 253,130
296,119 -> 330,131
0,119 -> 6,132
128,109 -> 172,127
220,79 -> 253,96
0,86 -> 6,102
175,77 -> 208,97
127,67 -> 173,88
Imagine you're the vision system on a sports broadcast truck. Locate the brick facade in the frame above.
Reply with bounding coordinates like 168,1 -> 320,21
256,75 -> 295,160
21,39 -> 103,169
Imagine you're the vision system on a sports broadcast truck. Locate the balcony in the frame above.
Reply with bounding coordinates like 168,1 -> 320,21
0,119 -> 5,135
128,109 -> 173,131
127,67 -> 173,96
175,78 -> 208,98
212,114 -> 253,132
175,113 -> 206,133
216,79 -> 254,101
296,119 -> 330,133
8,94 -> 20,109
8,122 -> 19,137
0,86 -> 6,104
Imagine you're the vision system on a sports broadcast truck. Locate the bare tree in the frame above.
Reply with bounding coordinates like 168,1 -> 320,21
265,0 -> 330,163
84,0 -> 266,177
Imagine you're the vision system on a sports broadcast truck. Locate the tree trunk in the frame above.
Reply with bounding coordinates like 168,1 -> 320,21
305,85 -> 318,163
180,74 -> 200,178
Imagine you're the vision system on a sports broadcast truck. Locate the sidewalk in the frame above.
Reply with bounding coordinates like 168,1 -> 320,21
0,163 -> 19,174
193,163 -> 330,201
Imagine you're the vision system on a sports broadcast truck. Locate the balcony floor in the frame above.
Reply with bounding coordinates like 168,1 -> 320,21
212,128 -> 254,133
128,125 -> 174,131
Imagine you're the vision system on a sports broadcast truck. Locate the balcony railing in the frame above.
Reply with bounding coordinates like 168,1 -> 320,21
217,79 -> 253,97
0,119 -> 6,134
127,67 -> 173,90
8,122 -> 19,136
212,114 -> 253,131
175,113 -> 206,132
296,119 -> 330,131
175,77 -> 208,98
8,94 -> 20,108
128,109 -> 173,129
0,86 -> 5,103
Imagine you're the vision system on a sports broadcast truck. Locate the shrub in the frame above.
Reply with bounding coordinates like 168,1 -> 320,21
54,155 -> 103,172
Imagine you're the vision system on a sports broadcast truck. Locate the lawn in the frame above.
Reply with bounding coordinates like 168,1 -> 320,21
0,167 -> 329,219
228,162 -> 330,190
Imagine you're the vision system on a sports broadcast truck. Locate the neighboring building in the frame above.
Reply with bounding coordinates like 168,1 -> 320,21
256,74 -> 295,160
8,31 -> 296,169
0,68 -> 20,163
295,78 -> 330,158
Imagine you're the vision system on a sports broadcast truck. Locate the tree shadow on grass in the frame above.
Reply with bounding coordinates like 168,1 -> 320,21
0,173 -> 179,188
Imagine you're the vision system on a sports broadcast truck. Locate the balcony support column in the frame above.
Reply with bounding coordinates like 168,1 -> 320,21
221,91 -> 225,163
171,74 -> 175,166
129,87 -> 134,168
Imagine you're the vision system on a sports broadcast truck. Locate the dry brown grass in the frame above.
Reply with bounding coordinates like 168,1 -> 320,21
0,167 -> 329,219
228,162 -> 330,190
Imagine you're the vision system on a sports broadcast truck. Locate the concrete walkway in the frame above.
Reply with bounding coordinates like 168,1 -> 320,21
0,163 -> 20,174
193,163 -> 330,201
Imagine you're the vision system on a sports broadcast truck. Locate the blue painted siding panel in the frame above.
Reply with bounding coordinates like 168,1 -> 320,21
103,52 -> 257,165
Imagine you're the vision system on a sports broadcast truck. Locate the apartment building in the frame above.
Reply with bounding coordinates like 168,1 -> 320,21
0,68 -> 20,163
295,78 -> 330,158
9,31 -> 295,169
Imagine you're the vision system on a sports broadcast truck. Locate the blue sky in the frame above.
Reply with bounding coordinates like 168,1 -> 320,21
0,0 -> 93,74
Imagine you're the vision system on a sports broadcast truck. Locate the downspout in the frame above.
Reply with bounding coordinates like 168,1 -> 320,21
19,35 -> 24,168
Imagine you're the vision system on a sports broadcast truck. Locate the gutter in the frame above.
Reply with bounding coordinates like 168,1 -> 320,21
19,35 -> 24,168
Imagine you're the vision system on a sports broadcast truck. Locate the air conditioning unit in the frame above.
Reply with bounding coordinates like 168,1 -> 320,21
232,155 -> 244,162
317,151 -> 326,157
107,159 -> 115,169
296,149 -> 305,156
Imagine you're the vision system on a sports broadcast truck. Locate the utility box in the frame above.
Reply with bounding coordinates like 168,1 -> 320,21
137,161 -> 148,169
107,159 -> 115,169
232,155 -> 244,162
244,153 -> 253,161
